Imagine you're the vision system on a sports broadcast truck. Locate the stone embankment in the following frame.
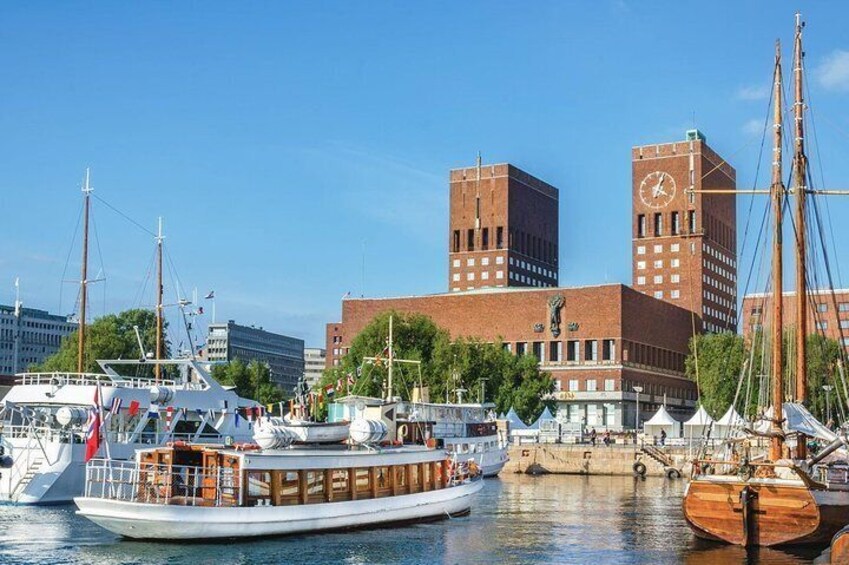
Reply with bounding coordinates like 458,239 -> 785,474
505,444 -> 693,478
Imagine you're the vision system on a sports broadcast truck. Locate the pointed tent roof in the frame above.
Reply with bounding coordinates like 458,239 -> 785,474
497,412 -> 506,420
529,407 -> 555,430
505,407 -> 528,429
645,405 -> 677,426
684,405 -> 714,427
716,406 -> 745,427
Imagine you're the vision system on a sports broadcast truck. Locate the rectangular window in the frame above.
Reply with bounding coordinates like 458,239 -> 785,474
481,271 -> 489,280
532,341 -> 543,362
467,229 -> 475,251
637,261 -> 646,270
482,228 -> 489,250
584,340 -> 598,361
637,245 -> 646,255
839,303 -> 849,312
453,230 -> 460,253
604,379 -> 615,392
637,276 -> 645,285
467,272 -> 475,281
516,342 -> 527,356
452,273 -> 460,282
654,291 -> 664,299
671,211 -> 680,235
654,244 -> 663,254
496,226 -> 504,249
638,214 -> 646,238
671,258 -> 680,268
654,260 -> 663,269
467,258 -> 475,267
279,471 -> 300,505
817,303 -> 828,313
567,340 -> 580,362
841,320 -> 849,330
496,256 -> 504,265
549,341 -> 562,362
496,270 -> 504,279
671,274 -> 680,283
481,257 -> 490,266
586,379 -> 597,392
452,259 -> 460,268
654,213 -> 663,237
688,210 -> 697,233
817,321 -> 829,330
568,379 -> 579,392
602,339 -> 616,361
671,243 -> 680,252
671,289 -> 680,299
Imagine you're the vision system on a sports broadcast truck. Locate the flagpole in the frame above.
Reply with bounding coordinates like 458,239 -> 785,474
98,379 -> 112,460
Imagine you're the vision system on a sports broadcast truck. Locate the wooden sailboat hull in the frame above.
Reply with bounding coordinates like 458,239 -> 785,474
683,478 -> 849,547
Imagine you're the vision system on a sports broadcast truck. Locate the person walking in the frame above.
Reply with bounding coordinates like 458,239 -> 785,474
590,428 -> 597,447
660,428 -> 667,447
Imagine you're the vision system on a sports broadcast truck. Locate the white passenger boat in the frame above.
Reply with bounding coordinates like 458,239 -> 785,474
74,434 -> 482,539
0,358 -> 257,504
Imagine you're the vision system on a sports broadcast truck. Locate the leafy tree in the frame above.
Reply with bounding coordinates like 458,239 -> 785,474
211,359 -> 287,405
320,311 -> 554,423
32,309 -> 168,374
685,332 -> 745,418
801,334 -> 844,424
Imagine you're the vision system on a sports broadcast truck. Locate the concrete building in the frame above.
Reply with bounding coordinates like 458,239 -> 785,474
0,302 -> 76,374
742,289 -> 849,349
632,130 -> 738,333
206,321 -> 304,391
303,347 -> 326,388
449,161 -> 559,291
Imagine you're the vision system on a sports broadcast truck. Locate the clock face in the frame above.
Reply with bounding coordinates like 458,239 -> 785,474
639,171 -> 677,209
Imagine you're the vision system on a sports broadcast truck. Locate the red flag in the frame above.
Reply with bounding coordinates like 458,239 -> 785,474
127,400 -> 140,417
84,388 -> 102,462
166,406 -> 174,431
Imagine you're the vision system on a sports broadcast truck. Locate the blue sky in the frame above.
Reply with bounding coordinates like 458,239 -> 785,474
2,2 -> 849,348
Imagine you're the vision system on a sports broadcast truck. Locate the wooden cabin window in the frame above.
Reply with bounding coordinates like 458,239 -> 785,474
354,468 -> 371,496
394,465 -> 407,494
375,466 -> 392,496
247,471 -> 272,500
423,461 -> 433,491
331,469 -> 351,500
277,471 -> 300,506
409,464 -> 420,491
305,471 -> 325,502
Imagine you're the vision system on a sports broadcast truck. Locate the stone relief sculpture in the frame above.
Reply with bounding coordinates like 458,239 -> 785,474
548,294 -> 564,337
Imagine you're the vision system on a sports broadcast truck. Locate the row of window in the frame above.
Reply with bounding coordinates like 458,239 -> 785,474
636,243 -> 682,255
452,271 -> 505,282
704,273 -> 735,298
636,210 -> 697,238
636,259 -> 682,271
704,289 -> 734,313
704,242 -> 736,269
509,257 -> 556,280
703,258 -> 736,283
452,226 -> 505,253
637,274 -> 681,286
452,256 -> 505,269
504,339 -> 617,364
651,290 -> 681,300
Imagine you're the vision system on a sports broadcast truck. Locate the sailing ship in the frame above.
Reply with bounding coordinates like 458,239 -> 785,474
682,15 -> 849,547
0,172 -> 258,504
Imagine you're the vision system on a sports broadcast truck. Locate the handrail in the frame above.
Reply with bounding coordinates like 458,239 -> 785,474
14,372 -> 203,389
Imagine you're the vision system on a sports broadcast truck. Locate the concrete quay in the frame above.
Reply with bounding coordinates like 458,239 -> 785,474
505,444 -> 692,477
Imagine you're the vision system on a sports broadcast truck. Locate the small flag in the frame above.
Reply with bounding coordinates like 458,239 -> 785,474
165,406 -> 174,431
109,397 -> 123,415
127,400 -> 140,417
347,373 -> 355,386
204,290 -> 215,300
324,384 -> 336,397
84,388 -> 102,462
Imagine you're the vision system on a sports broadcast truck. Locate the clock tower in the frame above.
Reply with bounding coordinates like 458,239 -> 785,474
632,130 -> 738,333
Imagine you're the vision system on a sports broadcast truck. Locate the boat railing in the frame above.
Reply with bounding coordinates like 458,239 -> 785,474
15,372 -> 206,390
84,458 -> 240,507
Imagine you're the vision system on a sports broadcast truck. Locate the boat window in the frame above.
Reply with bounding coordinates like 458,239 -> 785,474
395,466 -> 407,491
248,471 -> 272,499
355,468 -> 371,495
409,464 -> 420,489
331,469 -> 349,496
423,462 -> 433,487
278,471 -> 300,506
305,471 -> 325,501
376,466 -> 391,493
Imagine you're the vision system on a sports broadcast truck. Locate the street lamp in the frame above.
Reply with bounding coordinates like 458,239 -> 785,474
633,385 -> 644,444
823,385 -> 834,426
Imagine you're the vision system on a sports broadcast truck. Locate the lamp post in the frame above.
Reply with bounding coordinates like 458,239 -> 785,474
823,385 -> 834,426
633,385 -> 644,445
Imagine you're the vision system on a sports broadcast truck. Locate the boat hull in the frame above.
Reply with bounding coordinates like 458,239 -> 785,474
74,479 -> 483,540
683,477 -> 849,546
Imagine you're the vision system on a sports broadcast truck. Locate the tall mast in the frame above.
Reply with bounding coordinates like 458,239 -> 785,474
387,315 -> 394,400
77,169 -> 92,373
155,217 -> 164,383
793,12 -> 808,403
770,41 -> 786,461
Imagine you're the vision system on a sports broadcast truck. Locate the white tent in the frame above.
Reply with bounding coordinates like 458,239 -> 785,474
714,406 -> 746,438
683,406 -> 714,440
529,407 -> 555,430
643,405 -> 681,439
505,407 -> 528,430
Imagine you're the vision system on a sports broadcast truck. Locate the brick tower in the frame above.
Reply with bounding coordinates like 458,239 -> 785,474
448,158 -> 559,291
631,130 -> 738,332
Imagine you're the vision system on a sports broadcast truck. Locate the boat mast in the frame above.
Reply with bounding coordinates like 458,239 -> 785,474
793,12 -> 808,404
770,40 -> 786,462
155,217 -> 164,383
387,315 -> 394,400
78,169 -> 92,373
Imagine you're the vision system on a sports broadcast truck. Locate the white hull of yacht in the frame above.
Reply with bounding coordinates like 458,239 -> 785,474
75,479 -> 483,540
453,446 -> 508,477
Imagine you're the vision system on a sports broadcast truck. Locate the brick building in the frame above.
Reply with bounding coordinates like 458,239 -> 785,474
448,160 -> 558,291
632,130 -> 738,333
742,290 -> 849,349
326,285 -> 697,429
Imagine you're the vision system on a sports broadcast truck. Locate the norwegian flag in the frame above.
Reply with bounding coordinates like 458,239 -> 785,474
84,387 -> 102,462
165,406 -> 174,431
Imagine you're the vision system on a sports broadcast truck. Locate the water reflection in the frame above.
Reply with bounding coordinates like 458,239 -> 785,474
0,475 -> 827,564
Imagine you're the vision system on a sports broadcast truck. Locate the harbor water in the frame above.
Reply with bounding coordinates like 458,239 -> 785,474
0,474 -> 825,564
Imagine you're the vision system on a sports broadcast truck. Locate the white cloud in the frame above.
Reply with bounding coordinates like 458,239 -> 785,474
741,118 -> 764,137
816,49 -> 849,92
736,85 -> 769,101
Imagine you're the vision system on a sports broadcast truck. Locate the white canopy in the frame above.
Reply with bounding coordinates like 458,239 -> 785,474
714,406 -> 745,438
529,407 -> 555,430
683,406 -> 714,438
505,407 -> 528,430
643,405 -> 681,438
754,403 -> 838,443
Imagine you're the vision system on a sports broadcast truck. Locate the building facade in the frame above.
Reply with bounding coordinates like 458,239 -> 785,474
742,290 -> 849,349
632,130 -> 738,333
448,161 -> 559,291
304,347 -> 326,389
0,302 -> 76,374
206,321 -> 305,391
326,285 -> 697,429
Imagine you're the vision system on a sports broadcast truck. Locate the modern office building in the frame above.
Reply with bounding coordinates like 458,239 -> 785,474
448,160 -> 559,291
303,347 -> 327,388
206,321 -> 304,391
0,302 -> 76,374
632,130 -> 738,333
742,289 -> 849,349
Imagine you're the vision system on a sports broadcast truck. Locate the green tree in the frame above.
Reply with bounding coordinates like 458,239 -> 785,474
801,334 -> 844,423
685,332 -> 746,418
320,311 -> 554,423
32,309 -> 168,374
210,359 -> 287,405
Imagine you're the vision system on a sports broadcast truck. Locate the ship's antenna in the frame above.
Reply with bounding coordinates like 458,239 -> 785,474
78,168 -> 93,373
